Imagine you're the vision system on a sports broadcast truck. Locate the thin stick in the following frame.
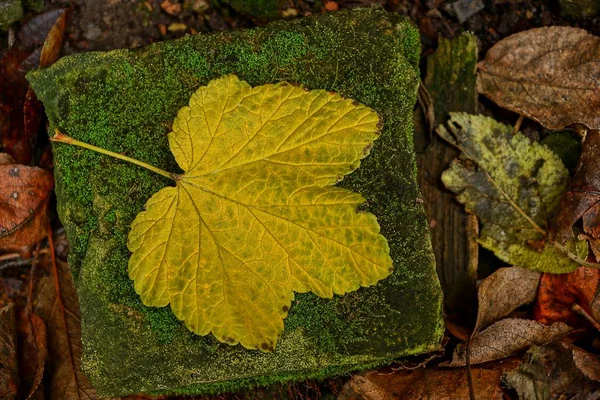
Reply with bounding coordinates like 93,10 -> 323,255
512,115 -> 525,135
572,303 -> 600,332
51,129 -> 177,181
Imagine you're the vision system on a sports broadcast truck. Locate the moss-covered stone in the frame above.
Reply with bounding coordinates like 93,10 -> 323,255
28,7 -> 443,397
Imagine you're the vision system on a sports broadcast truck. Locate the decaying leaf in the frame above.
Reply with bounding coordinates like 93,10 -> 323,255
504,343 -> 600,399
0,160 -> 54,255
473,267 -> 541,335
0,9 -> 68,165
572,346 -> 600,382
478,26 -> 600,130
16,309 -> 47,400
55,75 -> 392,351
438,113 -> 587,273
534,266 -> 599,326
0,297 -> 18,400
347,363 -> 520,400
34,254 -> 96,400
447,319 -> 572,366
552,130 -> 600,248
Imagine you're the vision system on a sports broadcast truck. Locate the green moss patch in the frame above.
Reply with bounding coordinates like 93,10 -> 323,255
28,7 -> 443,397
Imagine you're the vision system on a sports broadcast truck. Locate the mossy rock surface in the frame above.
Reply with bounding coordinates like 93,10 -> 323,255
28,7 -> 443,397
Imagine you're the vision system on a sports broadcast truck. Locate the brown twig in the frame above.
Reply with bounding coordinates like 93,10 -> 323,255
572,303 -> 600,332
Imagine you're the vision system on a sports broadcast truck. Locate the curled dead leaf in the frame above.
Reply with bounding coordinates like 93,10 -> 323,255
447,319 -> 572,367
478,26 -> 600,130
473,267 -> 541,336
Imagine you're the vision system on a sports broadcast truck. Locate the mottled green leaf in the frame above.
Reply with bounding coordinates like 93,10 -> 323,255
438,113 -> 587,273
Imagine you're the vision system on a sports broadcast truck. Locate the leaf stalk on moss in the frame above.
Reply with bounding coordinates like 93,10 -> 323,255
52,129 -> 178,181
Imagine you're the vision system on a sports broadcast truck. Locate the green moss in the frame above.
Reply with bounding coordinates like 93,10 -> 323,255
28,7 -> 443,397
0,0 -> 23,30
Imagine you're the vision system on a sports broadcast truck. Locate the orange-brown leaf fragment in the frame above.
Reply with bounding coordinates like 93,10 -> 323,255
478,26 -> 600,130
127,75 -> 393,351
0,161 -> 53,254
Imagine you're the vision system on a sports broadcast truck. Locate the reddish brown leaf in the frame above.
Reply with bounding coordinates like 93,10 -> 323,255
347,361 -> 521,400
552,130 -> 600,246
16,309 -> 47,400
534,266 -> 600,326
0,163 -> 53,254
447,319 -> 572,366
478,26 -> 600,130
0,9 -> 68,165
0,296 -> 18,400
34,245 -> 96,400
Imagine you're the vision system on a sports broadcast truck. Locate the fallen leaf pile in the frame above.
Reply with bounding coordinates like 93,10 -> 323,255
429,26 -> 600,398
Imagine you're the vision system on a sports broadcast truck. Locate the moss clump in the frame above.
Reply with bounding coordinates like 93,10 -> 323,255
28,7 -> 443,397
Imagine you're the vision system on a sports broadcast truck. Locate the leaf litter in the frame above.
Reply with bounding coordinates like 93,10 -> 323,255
4,7 -> 600,399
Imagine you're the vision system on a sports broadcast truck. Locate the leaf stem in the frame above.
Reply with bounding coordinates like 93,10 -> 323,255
51,129 -> 176,181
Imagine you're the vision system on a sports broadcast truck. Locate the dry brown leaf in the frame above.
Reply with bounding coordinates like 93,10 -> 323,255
474,267 -> 541,336
34,253 -> 96,400
0,298 -> 18,400
347,362 -> 521,400
0,163 -> 53,255
447,319 -> 572,367
572,346 -> 600,382
16,309 -> 47,400
478,26 -> 600,130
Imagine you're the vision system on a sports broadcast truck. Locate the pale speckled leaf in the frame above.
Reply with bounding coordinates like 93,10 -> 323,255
127,75 -> 393,351
438,113 -> 587,273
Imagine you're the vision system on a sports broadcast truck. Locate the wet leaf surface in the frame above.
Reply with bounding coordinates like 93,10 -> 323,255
478,26 -> 600,130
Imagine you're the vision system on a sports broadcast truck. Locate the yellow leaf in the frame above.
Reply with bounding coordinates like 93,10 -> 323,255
68,75 -> 393,351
